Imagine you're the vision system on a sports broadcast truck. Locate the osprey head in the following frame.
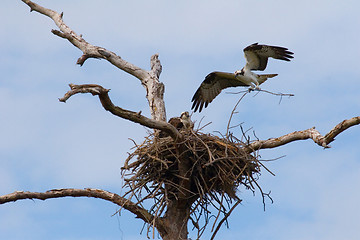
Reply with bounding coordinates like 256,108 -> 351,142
180,111 -> 194,129
180,111 -> 190,119
234,68 -> 245,76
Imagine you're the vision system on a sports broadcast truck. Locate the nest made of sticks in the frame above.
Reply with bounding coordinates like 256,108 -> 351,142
122,130 -> 261,208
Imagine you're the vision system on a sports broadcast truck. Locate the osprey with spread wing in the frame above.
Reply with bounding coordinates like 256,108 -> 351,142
191,43 -> 294,112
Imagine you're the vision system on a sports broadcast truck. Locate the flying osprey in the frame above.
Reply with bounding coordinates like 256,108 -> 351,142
191,43 -> 294,112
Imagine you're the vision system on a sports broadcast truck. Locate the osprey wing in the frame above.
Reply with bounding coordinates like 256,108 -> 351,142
244,43 -> 294,71
191,71 -> 249,112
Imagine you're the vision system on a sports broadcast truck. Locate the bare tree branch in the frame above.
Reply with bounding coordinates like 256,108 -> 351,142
21,0 -> 167,121
0,188 -> 157,225
245,116 -> 360,153
323,116 -> 360,143
59,84 -> 182,141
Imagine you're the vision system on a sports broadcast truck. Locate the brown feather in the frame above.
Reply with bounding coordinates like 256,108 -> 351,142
192,72 -> 250,112
244,43 -> 294,71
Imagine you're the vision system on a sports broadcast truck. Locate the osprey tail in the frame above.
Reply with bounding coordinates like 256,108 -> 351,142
258,74 -> 278,85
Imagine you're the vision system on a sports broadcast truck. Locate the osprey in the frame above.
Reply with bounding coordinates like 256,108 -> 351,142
159,111 -> 193,138
180,111 -> 194,129
191,43 -> 294,112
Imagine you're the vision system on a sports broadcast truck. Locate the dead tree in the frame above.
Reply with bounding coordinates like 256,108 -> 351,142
1,1 -> 359,240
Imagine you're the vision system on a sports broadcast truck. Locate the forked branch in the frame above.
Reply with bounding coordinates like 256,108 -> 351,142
245,116 -> 360,153
59,84 -> 181,140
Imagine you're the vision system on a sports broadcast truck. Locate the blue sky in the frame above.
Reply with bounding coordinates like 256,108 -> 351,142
1,0 -> 360,239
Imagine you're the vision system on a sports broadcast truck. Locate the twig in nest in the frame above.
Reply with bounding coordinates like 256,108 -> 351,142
191,131 -> 215,163
250,175 -> 273,211
211,192 -> 225,232
210,199 -> 242,240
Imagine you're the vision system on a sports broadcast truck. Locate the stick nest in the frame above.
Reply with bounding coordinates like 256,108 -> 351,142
122,130 -> 261,218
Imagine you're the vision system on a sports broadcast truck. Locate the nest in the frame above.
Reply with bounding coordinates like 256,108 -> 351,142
121,129 -> 264,235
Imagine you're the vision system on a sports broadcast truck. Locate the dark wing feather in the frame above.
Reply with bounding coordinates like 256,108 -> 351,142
244,43 -> 294,71
191,71 -> 249,112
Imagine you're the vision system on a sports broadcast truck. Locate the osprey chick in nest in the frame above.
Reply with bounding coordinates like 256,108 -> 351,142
159,111 -> 193,138
180,111 -> 194,129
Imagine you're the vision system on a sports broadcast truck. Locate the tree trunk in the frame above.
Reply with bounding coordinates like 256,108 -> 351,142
159,144 -> 194,240
161,199 -> 190,240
